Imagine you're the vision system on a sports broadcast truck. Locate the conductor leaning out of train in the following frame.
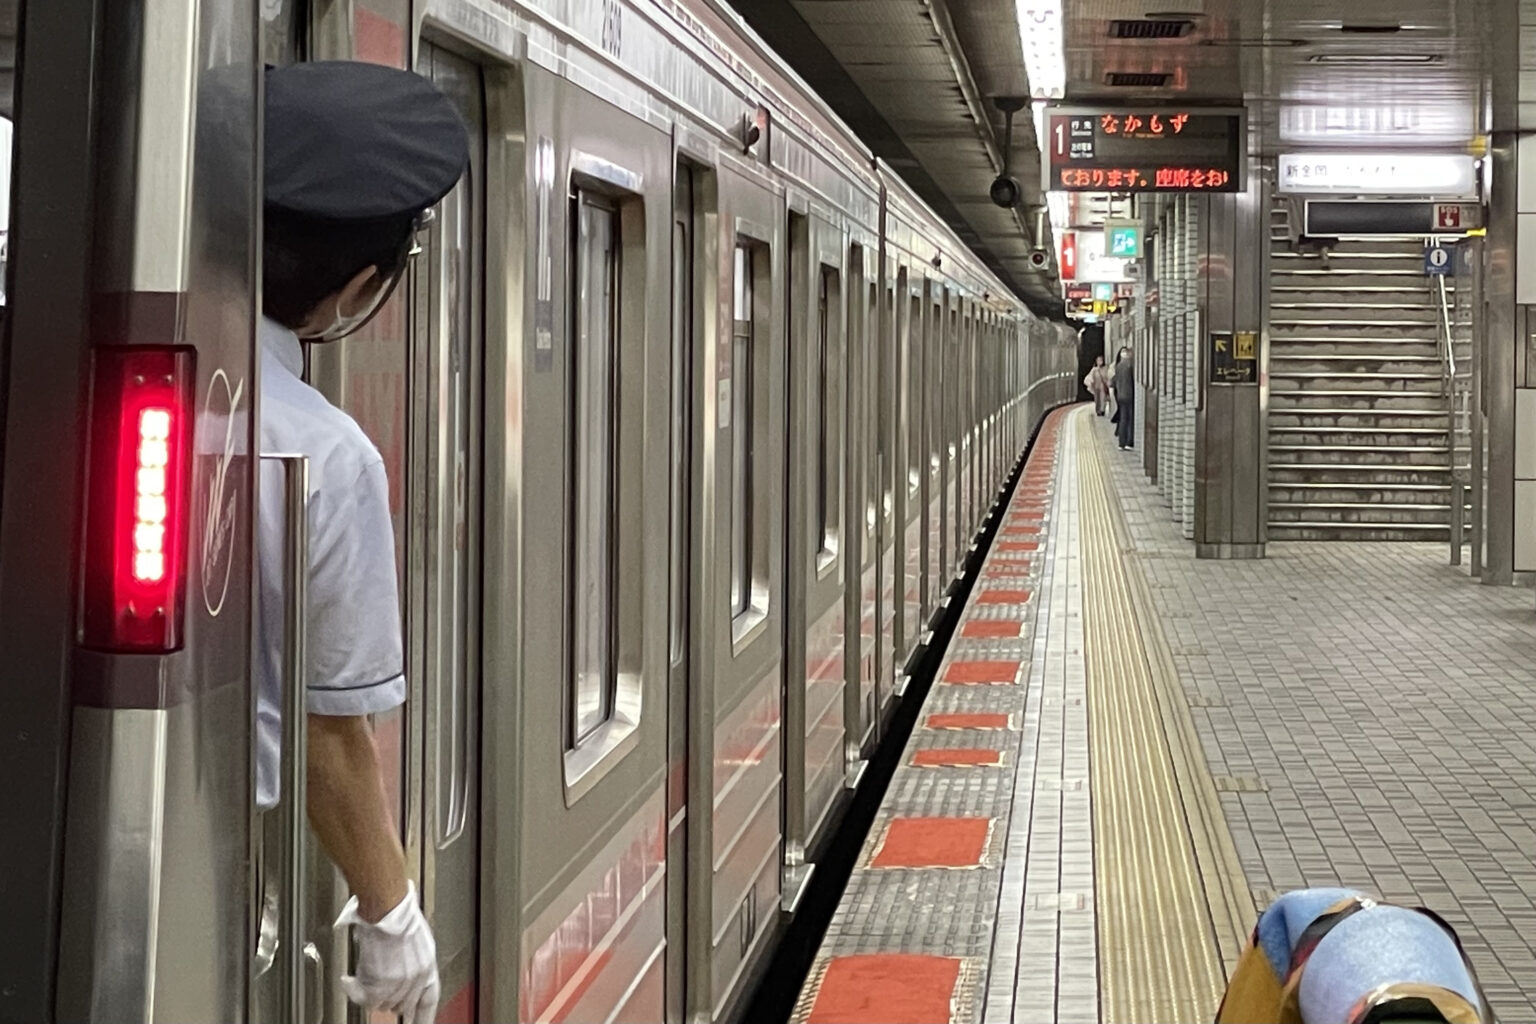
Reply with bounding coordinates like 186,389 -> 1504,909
256,61 -> 468,1024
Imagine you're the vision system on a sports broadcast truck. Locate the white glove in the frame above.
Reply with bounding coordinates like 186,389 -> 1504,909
333,881 -> 440,1024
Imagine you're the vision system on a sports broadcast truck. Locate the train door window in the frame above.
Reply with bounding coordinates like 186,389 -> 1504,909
570,190 -> 620,744
930,302 -> 942,465
730,238 -> 770,627
868,281 -> 879,526
419,65 -> 481,836
907,294 -> 922,497
816,265 -> 841,563
261,1 -> 305,64
670,170 -> 696,667
0,114 -> 9,309
731,244 -> 753,618
882,283 -> 896,514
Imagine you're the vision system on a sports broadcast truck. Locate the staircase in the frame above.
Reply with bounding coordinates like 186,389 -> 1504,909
1268,215 -> 1459,541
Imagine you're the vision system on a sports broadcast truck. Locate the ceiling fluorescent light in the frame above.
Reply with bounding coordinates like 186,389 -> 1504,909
1017,1 -> 1066,99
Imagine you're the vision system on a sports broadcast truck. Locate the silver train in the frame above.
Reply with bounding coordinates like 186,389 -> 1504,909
0,0 -> 1077,1022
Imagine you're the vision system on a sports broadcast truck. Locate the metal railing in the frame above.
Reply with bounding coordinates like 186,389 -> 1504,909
1434,270 -> 1469,565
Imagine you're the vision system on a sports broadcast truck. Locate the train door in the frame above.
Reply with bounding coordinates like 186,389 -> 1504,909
899,285 -> 923,683
982,318 -> 994,497
667,155 -> 701,1024
0,1 -> 101,1013
843,244 -> 873,778
405,41 -> 485,1023
691,157 -> 787,1020
781,205 -> 848,889
782,206 -> 810,916
514,65 -> 671,1024
925,292 -> 945,626
877,269 -> 900,715
961,309 -> 977,546
944,302 -> 960,588
860,274 -> 884,746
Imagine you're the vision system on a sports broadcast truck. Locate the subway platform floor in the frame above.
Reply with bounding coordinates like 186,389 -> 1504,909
791,404 -> 1536,1024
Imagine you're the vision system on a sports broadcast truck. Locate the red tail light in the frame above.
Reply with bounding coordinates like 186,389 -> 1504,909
80,346 -> 196,653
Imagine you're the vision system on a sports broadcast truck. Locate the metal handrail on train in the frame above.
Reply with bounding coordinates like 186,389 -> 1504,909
261,453 -> 322,1023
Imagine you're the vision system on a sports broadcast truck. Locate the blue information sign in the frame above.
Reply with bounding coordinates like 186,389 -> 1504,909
1424,244 -> 1454,276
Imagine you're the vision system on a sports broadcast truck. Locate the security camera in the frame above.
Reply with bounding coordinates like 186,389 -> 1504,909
1027,248 -> 1051,272
989,175 -> 1022,209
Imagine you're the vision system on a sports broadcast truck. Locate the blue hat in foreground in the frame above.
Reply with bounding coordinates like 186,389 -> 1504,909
264,60 -> 469,222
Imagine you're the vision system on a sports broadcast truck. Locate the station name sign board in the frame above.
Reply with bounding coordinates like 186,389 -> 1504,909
1044,105 -> 1245,193
1276,152 -> 1477,198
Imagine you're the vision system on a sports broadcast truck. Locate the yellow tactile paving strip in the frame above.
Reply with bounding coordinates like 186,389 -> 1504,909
1076,408 -> 1252,1022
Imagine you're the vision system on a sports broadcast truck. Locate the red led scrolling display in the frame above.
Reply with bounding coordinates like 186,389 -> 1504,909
1098,112 -> 1189,137
1056,167 -> 1233,190
81,345 -> 197,653
1046,106 -> 1244,194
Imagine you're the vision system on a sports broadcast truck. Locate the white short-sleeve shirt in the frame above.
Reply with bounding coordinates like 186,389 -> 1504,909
257,316 -> 406,809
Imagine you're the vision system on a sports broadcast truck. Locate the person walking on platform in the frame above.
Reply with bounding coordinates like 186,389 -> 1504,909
1084,355 -> 1109,416
1113,346 -> 1135,449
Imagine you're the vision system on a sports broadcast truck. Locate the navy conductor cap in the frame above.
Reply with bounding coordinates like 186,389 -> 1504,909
264,61 -> 469,222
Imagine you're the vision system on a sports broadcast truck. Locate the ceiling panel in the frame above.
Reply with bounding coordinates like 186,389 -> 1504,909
1063,0 -> 1489,152
735,0 -> 1064,316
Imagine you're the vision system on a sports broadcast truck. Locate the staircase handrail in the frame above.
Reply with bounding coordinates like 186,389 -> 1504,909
1435,271 -> 1457,385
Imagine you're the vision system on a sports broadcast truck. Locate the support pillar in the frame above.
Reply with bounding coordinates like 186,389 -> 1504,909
1193,157 -> 1267,559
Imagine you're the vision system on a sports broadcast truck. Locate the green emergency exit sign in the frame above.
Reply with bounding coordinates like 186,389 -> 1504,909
1105,219 -> 1142,258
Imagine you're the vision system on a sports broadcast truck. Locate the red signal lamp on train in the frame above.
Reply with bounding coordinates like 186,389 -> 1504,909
80,345 -> 196,653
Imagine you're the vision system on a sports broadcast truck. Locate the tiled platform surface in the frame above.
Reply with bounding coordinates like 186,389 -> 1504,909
795,403 -> 1536,1023
1103,423 -> 1536,1017
793,409 -> 1097,1024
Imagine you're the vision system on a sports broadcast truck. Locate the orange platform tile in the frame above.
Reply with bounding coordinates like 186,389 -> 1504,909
912,748 -> 1003,767
926,712 -> 1012,730
961,619 -> 1023,639
805,954 -> 961,1024
941,659 -> 1021,685
975,588 -> 1031,605
871,817 -> 991,868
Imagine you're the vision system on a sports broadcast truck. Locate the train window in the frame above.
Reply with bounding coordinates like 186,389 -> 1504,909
816,265 -> 841,563
570,190 -> 620,746
261,0 -> 304,65
865,282 -> 879,543
669,168 -> 696,666
907,294 -> 922,496
0,116 -> 9,308
883,284 -> 895,515
730,241 -> 758,619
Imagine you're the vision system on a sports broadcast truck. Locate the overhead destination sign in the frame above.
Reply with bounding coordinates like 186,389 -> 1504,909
1044,105 -> 1245,193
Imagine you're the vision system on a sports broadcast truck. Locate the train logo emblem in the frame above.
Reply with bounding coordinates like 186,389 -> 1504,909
200,369 -> 243,618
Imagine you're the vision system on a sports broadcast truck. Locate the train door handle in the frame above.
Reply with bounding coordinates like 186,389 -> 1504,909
261,454 -> 312,1024
253,870 -> 280,980
303,942 -> 325,1024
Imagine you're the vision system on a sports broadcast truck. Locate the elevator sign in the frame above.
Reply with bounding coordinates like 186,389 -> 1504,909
1044,105 -> 1245,193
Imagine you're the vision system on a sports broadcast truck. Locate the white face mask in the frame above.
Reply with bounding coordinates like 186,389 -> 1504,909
303,211 -> 432,342
308,279 -> 389,342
